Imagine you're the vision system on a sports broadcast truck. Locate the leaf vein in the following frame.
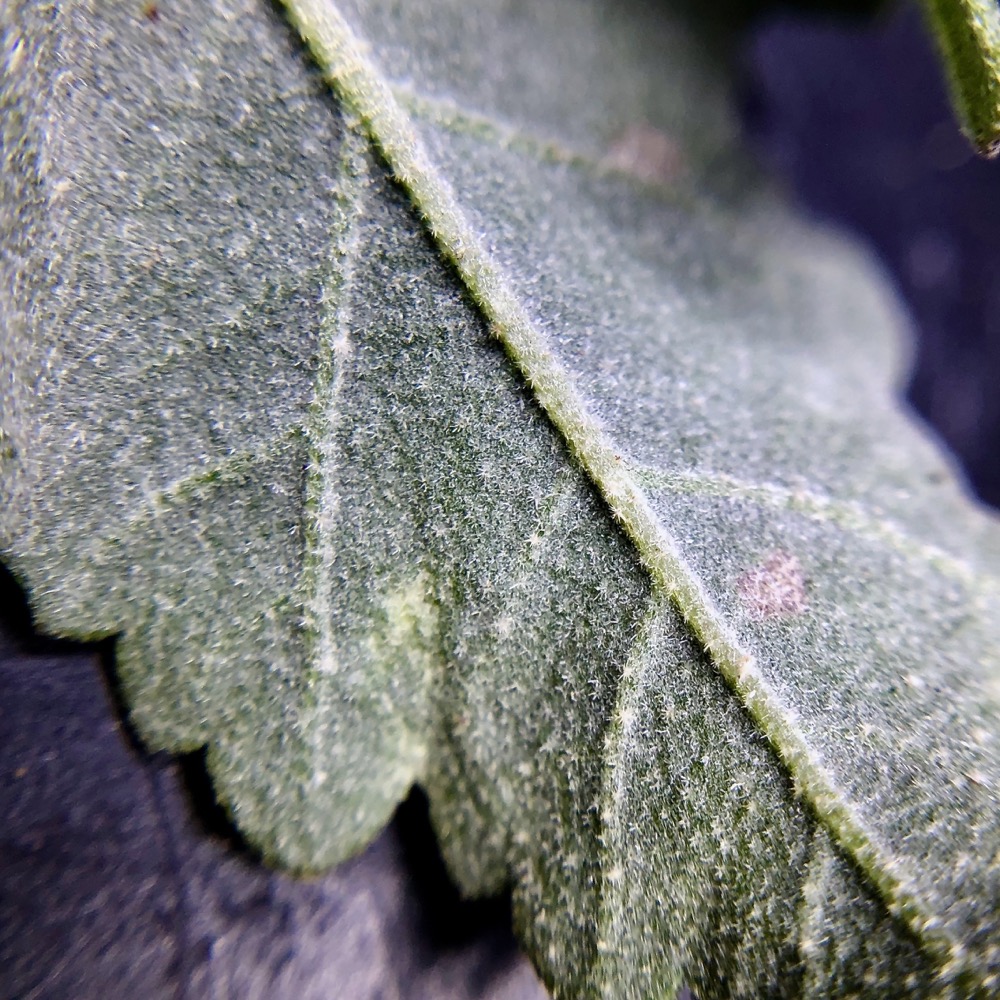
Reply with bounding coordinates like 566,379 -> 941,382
90,428 -> 300,546
301,120 -> 369,681
393,87 -> 686,195
629,461 -> 998,598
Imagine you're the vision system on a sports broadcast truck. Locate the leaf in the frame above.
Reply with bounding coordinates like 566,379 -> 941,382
0,617 -> 541,999
922,0 -> 1000,157
2,0 -> 1000,996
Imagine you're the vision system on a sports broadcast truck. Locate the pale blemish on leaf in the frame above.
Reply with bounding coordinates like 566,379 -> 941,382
363,573 -> 441,782
367,573 -> 441,686
736,551 -> 808,619
602,123 -> 685,186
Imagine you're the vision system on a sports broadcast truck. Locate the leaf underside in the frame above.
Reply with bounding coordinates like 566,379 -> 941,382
3,1 -> 1000,996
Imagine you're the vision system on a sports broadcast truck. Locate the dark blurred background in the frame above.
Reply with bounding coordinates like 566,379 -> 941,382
2,3 -> 999,997
743,1 -> 1000,506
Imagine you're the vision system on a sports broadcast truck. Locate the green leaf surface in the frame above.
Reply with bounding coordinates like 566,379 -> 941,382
922,0 -> 1000,156
3,0 -> 1000,995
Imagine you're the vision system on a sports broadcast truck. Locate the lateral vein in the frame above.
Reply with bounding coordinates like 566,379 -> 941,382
302,122 -> 369,679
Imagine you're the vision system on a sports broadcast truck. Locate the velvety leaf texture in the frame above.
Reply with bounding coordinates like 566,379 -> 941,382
3,0 -> 1000,996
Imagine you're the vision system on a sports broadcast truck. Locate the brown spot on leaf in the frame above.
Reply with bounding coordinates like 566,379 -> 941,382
737,551 -> 808,619
603,124 -> 685,186
142,1 -> 160,22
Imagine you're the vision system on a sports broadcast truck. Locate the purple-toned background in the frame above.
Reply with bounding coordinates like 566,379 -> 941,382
2,4 -> 998,997
744,2 -> 1000,504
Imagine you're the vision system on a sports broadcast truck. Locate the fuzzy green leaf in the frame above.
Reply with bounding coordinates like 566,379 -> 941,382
923,0 -> 1000,156
3,0 -> 1000,996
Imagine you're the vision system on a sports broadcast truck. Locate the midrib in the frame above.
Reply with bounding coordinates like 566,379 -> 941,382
282,0 -> 963,976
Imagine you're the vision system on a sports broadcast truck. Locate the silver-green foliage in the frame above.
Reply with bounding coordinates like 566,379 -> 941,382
2,0 -> 1000,995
